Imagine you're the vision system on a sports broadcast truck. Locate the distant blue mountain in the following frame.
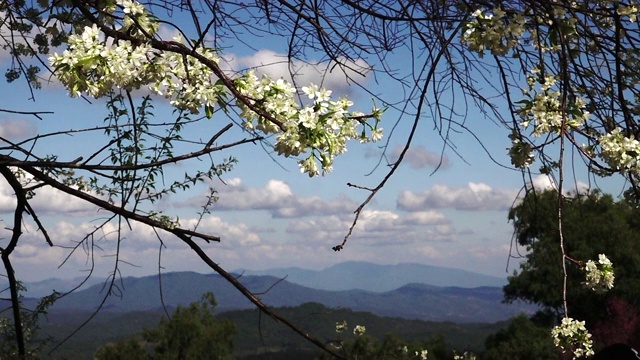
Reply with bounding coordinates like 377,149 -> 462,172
27,271 -> 532,323
6,276 -> 106,298
4,262 -> 528,323
13,261 -> 507,298
234,261 -> 507,292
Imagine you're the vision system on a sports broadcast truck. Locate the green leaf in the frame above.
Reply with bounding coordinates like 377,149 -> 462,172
205,104 -> 214,119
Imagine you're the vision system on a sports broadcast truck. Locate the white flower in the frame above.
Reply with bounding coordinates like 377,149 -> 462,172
118,0 -> 145,15
460,7 -> 526,56
599,128 -> 640,173
371,128 -> 383,142
353,325 -> 366,336
299,156 -> 319,177
416,349 -> 428,359
453,351 -> 477,360
551,317 -> 594,359
316,88 -> 332,103
302,84 -> 319,99
335,320 -> 347,333
299,107 -> 318,128
584,254 -> 615,293
516,73 -> 589,138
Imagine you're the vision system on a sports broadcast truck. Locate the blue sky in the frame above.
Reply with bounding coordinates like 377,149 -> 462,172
0,6 -> 613,282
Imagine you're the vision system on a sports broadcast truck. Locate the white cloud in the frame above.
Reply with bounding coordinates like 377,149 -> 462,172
223,49 -> 371,97
183,178 -> 359,218
390,145 -> 449,169
530,174 -> 589,194
397,183 -> 517,211
0,175 -> 98,216
286,208 -> 453,244
0,221 -> 97,272
531,174 -> 556,191
5,211 -> 264,280
183,216 -> 261,248
426,224 -> 457,242
286,215 -> 347,242
402,211 -> 448,225
29,186 -> 98,215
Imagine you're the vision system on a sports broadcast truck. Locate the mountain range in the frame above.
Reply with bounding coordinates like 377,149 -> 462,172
8,262 -> 532,323
234,261 -> 508,291
16,261 -> 508,297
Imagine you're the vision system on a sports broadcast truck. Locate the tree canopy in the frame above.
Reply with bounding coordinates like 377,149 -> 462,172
94,292 -> 235,360
505,189 -> 640,350
483,314 -> 557,360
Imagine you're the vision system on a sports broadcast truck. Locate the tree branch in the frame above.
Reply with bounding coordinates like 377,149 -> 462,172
0,166 -> 28,356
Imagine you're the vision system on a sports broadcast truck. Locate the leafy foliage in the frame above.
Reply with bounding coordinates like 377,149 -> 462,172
483,314 -> 557,360
505,189 -> 640,349
0,283 -> 58,359
322,331 -> 446,360
94,292 -> 235,360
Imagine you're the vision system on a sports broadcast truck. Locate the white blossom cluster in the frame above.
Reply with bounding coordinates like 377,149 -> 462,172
518,70 -> 589,137
599,128 -> 640,173
353,324 -> 366,336
401,346 -> 429,359
463,4 -> 640,177
49,24 -> 152,97
335,320 -> 347,333
50,0 -> 165,97
235,71 -> 383,176
335,320 -> 367,336
461,8 -> 525,56
453,351 -> 477,360
584,254 -> 615,293
520,90 -> 588,136
118,0 -> 145,15
50,0 -> 382,177
508,137 -> 535,169
551,317 -> 594,359
507,68 -> 589,168
618,4 -> 640,22
49,24 -> 223,114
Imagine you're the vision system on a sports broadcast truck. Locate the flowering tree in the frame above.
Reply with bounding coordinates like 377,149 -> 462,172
1,1 -> 381,358
2,0 -> 640,358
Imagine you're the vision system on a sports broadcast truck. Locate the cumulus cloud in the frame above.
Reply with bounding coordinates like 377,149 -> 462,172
63,215 -> 263,252
0,176 -> 98,216
286,208 -> 453,244
183,178 -> 359,218
426,224 -> 457,242
6,210 -> 264,278
183,216 -> 261,248
531,174 -> 556,191
397,183 -> 517,211
390,145 -> 449,169
530,174 -> 589,194
401,211 -> 448,225
223,49 -> 370,97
